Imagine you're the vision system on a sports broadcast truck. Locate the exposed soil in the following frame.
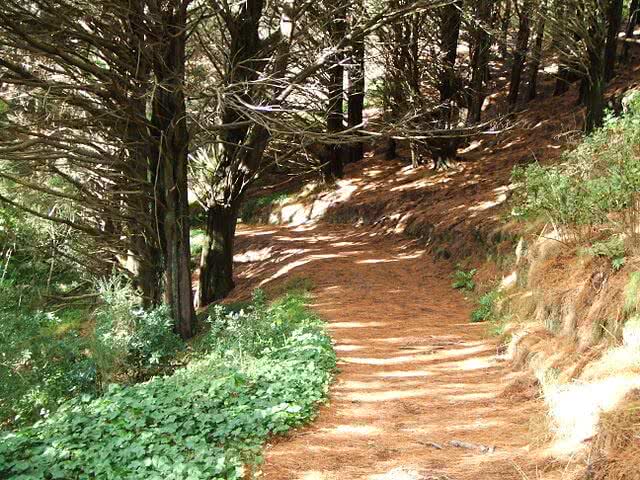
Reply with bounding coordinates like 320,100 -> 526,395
229,225 -> 562,480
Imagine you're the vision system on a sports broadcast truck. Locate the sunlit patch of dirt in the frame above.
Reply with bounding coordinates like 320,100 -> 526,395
246,52 -> 640,274
228,225 -> 565,480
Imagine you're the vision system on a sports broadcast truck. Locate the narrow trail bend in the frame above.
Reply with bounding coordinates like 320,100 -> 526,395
231,224 -> 547,480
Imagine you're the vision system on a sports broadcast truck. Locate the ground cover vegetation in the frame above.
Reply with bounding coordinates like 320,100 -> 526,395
0,287 -> 335,479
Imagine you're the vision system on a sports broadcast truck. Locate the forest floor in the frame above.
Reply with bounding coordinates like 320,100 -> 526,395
229,225 -> 561,480
225,46 -> 640,480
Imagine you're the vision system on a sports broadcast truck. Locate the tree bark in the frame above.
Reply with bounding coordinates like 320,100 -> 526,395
439,1 -> 462,127
348,0 -> 366,163
384,138 -> 397,160
623,0 -> 640,61
499,0 -> 512,59
467,0 -> 492,123
605,0 -> 624,81
325,0 -> 348,179
151,0 -> 195,340
552,1 -> 576,96
586,9 -> 608,132
195,0 -> 265,306
586,71 -> 606,132
526,4 -> 547,102
197,203 -> 239,306
507,0 -> 533,109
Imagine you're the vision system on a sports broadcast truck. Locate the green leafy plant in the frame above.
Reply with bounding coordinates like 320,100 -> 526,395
451,266 -> 477,291
92,276 -> 184,384
623,271 -> 640,316
585,235 -> 626,271
471,289 -> 501,323
0,289 -> 336,479
513,93 -> 640,245
0,310 -> 96,426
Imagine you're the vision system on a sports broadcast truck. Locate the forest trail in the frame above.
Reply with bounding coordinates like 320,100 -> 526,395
231,224 -> 548,480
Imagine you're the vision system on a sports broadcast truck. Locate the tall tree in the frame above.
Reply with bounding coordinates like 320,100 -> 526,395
525,0 -> 547,101
499,0 -> 513,59
195,0 -> 278,306
439,0 -> 463,127
149,0 -> 196,338
548,0 -> 609,131
348,0 -> 367,163
604,0 -> 624,80
622,0 -> 640,62
467,0 -> 492,123
324,0 -> 349,180
507,0 -> 534,109
0,0 -> 195,337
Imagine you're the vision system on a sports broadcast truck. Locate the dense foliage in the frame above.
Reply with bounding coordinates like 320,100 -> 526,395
514,92 -> 640,245
93,277 -> 184,385
0,290 -> 336,479
0,310 -> 95,426
0,206 -> 96,426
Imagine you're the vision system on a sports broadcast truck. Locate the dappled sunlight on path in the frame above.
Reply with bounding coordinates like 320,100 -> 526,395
230,225 -> 551,480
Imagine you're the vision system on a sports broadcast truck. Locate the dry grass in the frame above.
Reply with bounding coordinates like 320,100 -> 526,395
587,390 -> 640,480
501,241 -> 640,464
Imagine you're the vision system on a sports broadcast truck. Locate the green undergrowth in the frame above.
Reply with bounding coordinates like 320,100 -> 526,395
471,289 -> 501,323
0,310 -> 96,426
0,288 -> 336,480
0,204 -> 99,427
512,91 -> 640,249
451,265 -> 477,292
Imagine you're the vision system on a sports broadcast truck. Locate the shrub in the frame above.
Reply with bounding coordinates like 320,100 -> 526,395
451,266 -> 477,291
0,290 -> 336,480
0,310 -> 96,426
513,92 -> 640,245
196,289 -> 325,359
584,235 -> 627,271
624,271 -> 640,314
93,277 -> 183,384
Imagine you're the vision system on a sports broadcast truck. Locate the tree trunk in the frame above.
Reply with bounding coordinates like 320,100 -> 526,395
151,0 -> 195,340
586,73 -> 606,132
197,203 -> 238,307
586,15 -> 607,132
623,0 -> 640,62
439,1 -> 462,127
348,0 -> 366,163
120,5 -> 164,308
605,0 -> 624,81
325,0 -> 348,179
384,137 -> 397,160
130,235 -> 163,308
499,0 -> 512,59
507,0 -> 533,109
467,0 -> 492,123
526,5 -> 547,102
552,1 -> 575,96
554,67 -> 572,95
578,76 -> 589,105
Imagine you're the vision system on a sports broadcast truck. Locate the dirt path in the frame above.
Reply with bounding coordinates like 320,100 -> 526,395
231,224 -> 548,480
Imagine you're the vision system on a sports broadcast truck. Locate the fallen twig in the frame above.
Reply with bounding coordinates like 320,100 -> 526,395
449,439 -> 496,454
417,440 -> 444,450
